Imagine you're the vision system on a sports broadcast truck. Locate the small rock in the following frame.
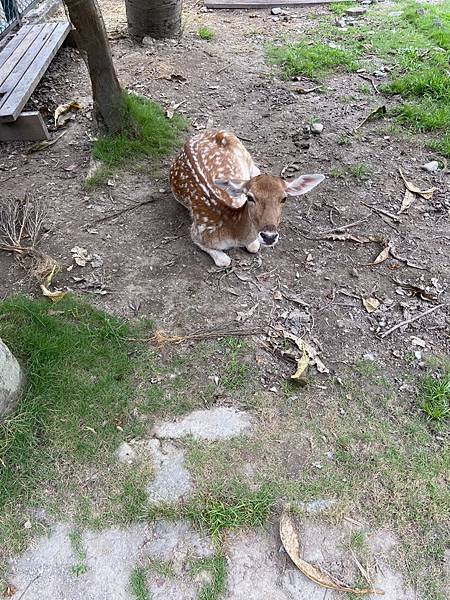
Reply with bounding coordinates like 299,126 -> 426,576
310,122 -> 324,135
115,441 -> 137,464
414,351 -> 422,360
0,338 -> 25,419
271,7 -> 282,15
335,17 -> 347,28
90,253 -> 103,268
142,36 -> 155,47
362,353 -> 376,361
350,268 -> 359,278
422,160 -> 439,173
346,7 -> 367,16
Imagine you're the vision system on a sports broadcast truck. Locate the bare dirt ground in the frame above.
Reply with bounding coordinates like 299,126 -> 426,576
1,1 -> 449,598
1,1 -> 449,379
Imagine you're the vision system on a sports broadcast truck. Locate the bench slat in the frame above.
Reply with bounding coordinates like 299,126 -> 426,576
0,22 -> 71,122
0,25 -> 45,88
0,25 -> 35,71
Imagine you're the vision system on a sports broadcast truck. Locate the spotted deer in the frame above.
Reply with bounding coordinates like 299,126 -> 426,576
169,130 -> 324,267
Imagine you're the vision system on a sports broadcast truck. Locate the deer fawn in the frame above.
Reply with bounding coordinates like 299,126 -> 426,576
169,130 -> 324,267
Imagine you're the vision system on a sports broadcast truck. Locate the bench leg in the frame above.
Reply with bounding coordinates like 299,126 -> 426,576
0,111 -> 50,142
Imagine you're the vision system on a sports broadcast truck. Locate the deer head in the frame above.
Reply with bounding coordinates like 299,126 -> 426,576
214,173 -> 324,246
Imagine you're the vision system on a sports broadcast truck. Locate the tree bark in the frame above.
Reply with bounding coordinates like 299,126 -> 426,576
125,0 -> 182,41
63,0 -> 124,134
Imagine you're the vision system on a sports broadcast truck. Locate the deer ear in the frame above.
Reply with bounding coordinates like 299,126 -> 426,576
214,178 -> 249,198
285,174 -> 325,197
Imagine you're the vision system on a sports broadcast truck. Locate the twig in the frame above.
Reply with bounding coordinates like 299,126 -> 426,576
127,327 -> 264,344
361,201 -> 401,224
389,246 -> 427,270
93,196 -> 161,224
216,64 -> 229,74
237,135 -> 255,143
380,304 -> 446,338
357,73 -> 379,94
319,217 -> 369,235
17,574 -> 41,600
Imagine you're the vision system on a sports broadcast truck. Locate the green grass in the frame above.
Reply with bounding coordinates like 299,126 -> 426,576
149,559 -> 175,578
192,556 -> 227,600
421,371 -> 450,422
69,530 -> 88,576
198,26 -> 214,41
329,2 -> 354,17
266,42 -> 358,80
186,484 -> 275,537
92,91 -> 186,170
221,337 -> 251,391
129,566 -> 150,600
349,163 -> 373,182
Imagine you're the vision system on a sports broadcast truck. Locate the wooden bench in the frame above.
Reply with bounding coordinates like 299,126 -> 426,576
0,21 -> 71,142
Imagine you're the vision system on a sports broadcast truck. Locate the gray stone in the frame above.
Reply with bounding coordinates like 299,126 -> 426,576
142,36 -> 155,47
346,7 -> 367,16
422,160 -> 439,173
271,7 -> 282,15
0,338 -> 24,419
335,17 -> 348,28
146,439 -> 192,504
310,122 -> 324,135
363,352 -> 376,361
8,523 -> 148,600
115,441 -> 137,464
153,407 -> 252,441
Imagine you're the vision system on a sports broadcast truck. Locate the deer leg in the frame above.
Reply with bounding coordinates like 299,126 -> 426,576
191,225 -> 231,267
246,239 -> 260,254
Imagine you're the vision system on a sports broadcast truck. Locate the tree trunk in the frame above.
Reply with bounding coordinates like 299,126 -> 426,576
63,0 -> 124,134
125,0 -> 182,41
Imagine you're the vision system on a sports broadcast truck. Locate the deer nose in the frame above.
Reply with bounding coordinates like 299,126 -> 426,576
259,231 -> 279,246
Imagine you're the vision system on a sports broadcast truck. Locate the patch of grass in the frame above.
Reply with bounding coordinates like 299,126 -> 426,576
420,371 -> 450,422
129,566 -> 150,600
192,556 -> 227,600
198,26 -> 214,41
69,529 -> 88,576
329,1 -> 354,17
329,167 -> 346,179
84,164 -> 113,189
186,484 -> 275,537
266,42 -> 358,80
93,91 -> 186,169
221,337 -> 251,391
349,163 -> 373,181
149,559 -> 175,578
354,358 -> 378,376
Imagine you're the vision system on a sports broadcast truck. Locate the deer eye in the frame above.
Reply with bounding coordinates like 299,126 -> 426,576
281,196 -> 287,204
247,194 -> 255,203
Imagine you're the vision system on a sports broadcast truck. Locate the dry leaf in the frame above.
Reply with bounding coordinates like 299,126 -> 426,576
398,189 -> 416,214
398,168 -> 436,200
280,510 -> 384,595
40,284 -> 66,302
362,297 -> 380,313
369,246 -> 390,265
354,105 -> 386,131
28,131 -> 66,153
2,585 -> 17,598
283,330 -> 330,375
291,341 -> 309,379
54,101 -> 81,127
71,246 -> 89,267
166,100 -> 186,119
273,290 -> 283,301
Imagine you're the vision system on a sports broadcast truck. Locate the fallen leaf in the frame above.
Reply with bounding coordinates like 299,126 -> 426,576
291,341 -> 309,379
354,105 -> 386,131
369,246 -> 390,265
398,168 -> 436,200
398,189 -> 416,214
71,246 -> 89,267
28,131 -> 66,153
282,330 -> 330,375
362,297 -> 380,313
273,290 -> 283,301
293,86 -> 321,94
2,585 -> 17,597
280,509 -> 384,595
166,100 -> 186,119
40,284 -> 66,302
54,101 -> 81,127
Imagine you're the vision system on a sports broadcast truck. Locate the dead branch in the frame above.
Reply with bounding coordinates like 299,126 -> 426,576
380,304 -> 446,338
93,196 -> 162,224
